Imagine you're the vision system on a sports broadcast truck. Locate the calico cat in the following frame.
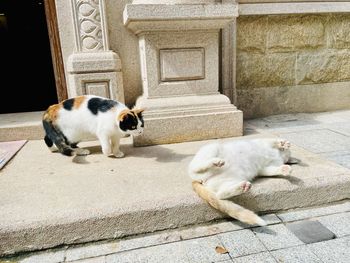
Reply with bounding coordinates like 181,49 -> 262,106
42,95 -> 144,158
188,137 -> 293,226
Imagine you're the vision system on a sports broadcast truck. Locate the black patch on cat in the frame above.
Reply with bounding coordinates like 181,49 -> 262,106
88,97 -> 118,115
136,112 -> 144,128
44,135 -> 53,147
119,113 -> 140,132
63,98 -> 75,111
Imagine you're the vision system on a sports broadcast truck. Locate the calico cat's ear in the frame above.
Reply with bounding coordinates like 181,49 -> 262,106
118,109 -> 131,121
132,108 -> 145,115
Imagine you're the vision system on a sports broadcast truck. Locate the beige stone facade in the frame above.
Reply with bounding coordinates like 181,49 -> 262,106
54,1 -> 350,144
237,13 -> 350,119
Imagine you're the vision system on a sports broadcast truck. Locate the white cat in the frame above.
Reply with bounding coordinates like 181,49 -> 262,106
188,137 -> 293,226
42,95 -> 144,158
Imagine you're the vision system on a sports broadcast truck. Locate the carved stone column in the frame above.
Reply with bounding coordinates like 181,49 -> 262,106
67,0 -> 124,102
124,1 -> 243,146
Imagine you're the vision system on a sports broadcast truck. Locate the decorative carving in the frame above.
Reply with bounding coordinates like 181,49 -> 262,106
71,0 -> 109,52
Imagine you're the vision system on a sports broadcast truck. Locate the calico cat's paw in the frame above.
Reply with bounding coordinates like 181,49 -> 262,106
75,148 -> 90,156
212,158 -> 225,168
276,139 -> 291,151
113,151 -> 125,158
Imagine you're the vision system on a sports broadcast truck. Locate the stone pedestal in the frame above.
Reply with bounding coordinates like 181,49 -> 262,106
124,2 -> 243,146
67,51 -> 125,102
66,0 -> 124,102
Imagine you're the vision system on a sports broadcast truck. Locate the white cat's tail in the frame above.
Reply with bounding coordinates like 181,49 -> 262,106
192,181 -> 267,226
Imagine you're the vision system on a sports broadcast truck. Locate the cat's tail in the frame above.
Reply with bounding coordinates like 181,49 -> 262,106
192,181 -> 267,226
42,118 -> 75,156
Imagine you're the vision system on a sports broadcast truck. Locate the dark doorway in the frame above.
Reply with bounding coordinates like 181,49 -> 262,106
0,0 -> 58,113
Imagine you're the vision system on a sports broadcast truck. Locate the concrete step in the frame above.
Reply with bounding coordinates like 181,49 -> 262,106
0,111 -> 44,142
1,132 -> 350,257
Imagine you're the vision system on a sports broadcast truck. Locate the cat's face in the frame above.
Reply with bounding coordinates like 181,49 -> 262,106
118,108 -> 144,136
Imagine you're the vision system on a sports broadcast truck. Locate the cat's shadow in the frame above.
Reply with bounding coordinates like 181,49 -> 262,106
83,144 -> 192,163
124,145 -> 192,163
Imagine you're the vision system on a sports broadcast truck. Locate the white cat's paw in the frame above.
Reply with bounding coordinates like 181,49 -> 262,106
241,181 -> 252,193
212,158 -> 225,168
113,151 -> 125,158
276,139 -> 291,151
280,164 -> 292,176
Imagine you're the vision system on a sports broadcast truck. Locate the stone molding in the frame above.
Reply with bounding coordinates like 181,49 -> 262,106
71,0 -> 109,52
67,0 -> 124,101
239,2 -> 350,16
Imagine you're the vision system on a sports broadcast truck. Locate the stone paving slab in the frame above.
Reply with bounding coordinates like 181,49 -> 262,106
270,246 -> 322,263
252,224 -> 303,250
277,200 -> 350,222
317,212 -> 350,237
307,236 -> 350,263
1,131 -> 350,257
285,220 -> 335,244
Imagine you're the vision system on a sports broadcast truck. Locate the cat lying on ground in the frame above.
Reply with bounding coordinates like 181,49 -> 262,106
188,137 -> 294,226
42,95 -> 144,158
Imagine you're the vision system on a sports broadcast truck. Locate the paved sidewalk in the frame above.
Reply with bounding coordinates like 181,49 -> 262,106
3,200 -> 350,263
1,109 -> 350,262
246,109 -> 350,169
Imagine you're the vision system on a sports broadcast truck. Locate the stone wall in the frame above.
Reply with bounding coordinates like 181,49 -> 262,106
236,14 -> 350,119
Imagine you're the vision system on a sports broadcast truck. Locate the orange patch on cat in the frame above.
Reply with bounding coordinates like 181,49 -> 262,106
131,108 -> 145,115
73,96 -> 85,109
44,104 -> 61,122
118,109 -> 131,121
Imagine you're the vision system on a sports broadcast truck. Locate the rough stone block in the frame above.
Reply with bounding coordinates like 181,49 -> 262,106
296,50 -> 350,84
237,52 -> 296,88
237,16 -> 267,53
327,14 -> 350,49
268,15 -> 325,51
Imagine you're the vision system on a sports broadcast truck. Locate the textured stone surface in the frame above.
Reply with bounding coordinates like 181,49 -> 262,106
19,251 -> 65,263
327,14 -> 350,49
252,224 -> 303,250
285,220 -> 335,244
218,229 -> 266,258
277,201 -> 350,222
134,95 -> 243,146
233,252 -> 277,263
237,82 -> 350,119
236,13 -> 350,118
317,212 -> 350,237
268,15 -> 325,51
106,236 -> 230,263
296,50 -> 350,85
281,129 -> 350,153
271,246 -> 322,263
307,236 -> 350,263
65,242 -> 120,262
237,16 -> 267,53
237,52 -> 296,88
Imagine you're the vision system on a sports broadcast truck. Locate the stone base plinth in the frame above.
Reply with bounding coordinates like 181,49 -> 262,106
134,94 -> 243,146
67,51 -> 124,102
